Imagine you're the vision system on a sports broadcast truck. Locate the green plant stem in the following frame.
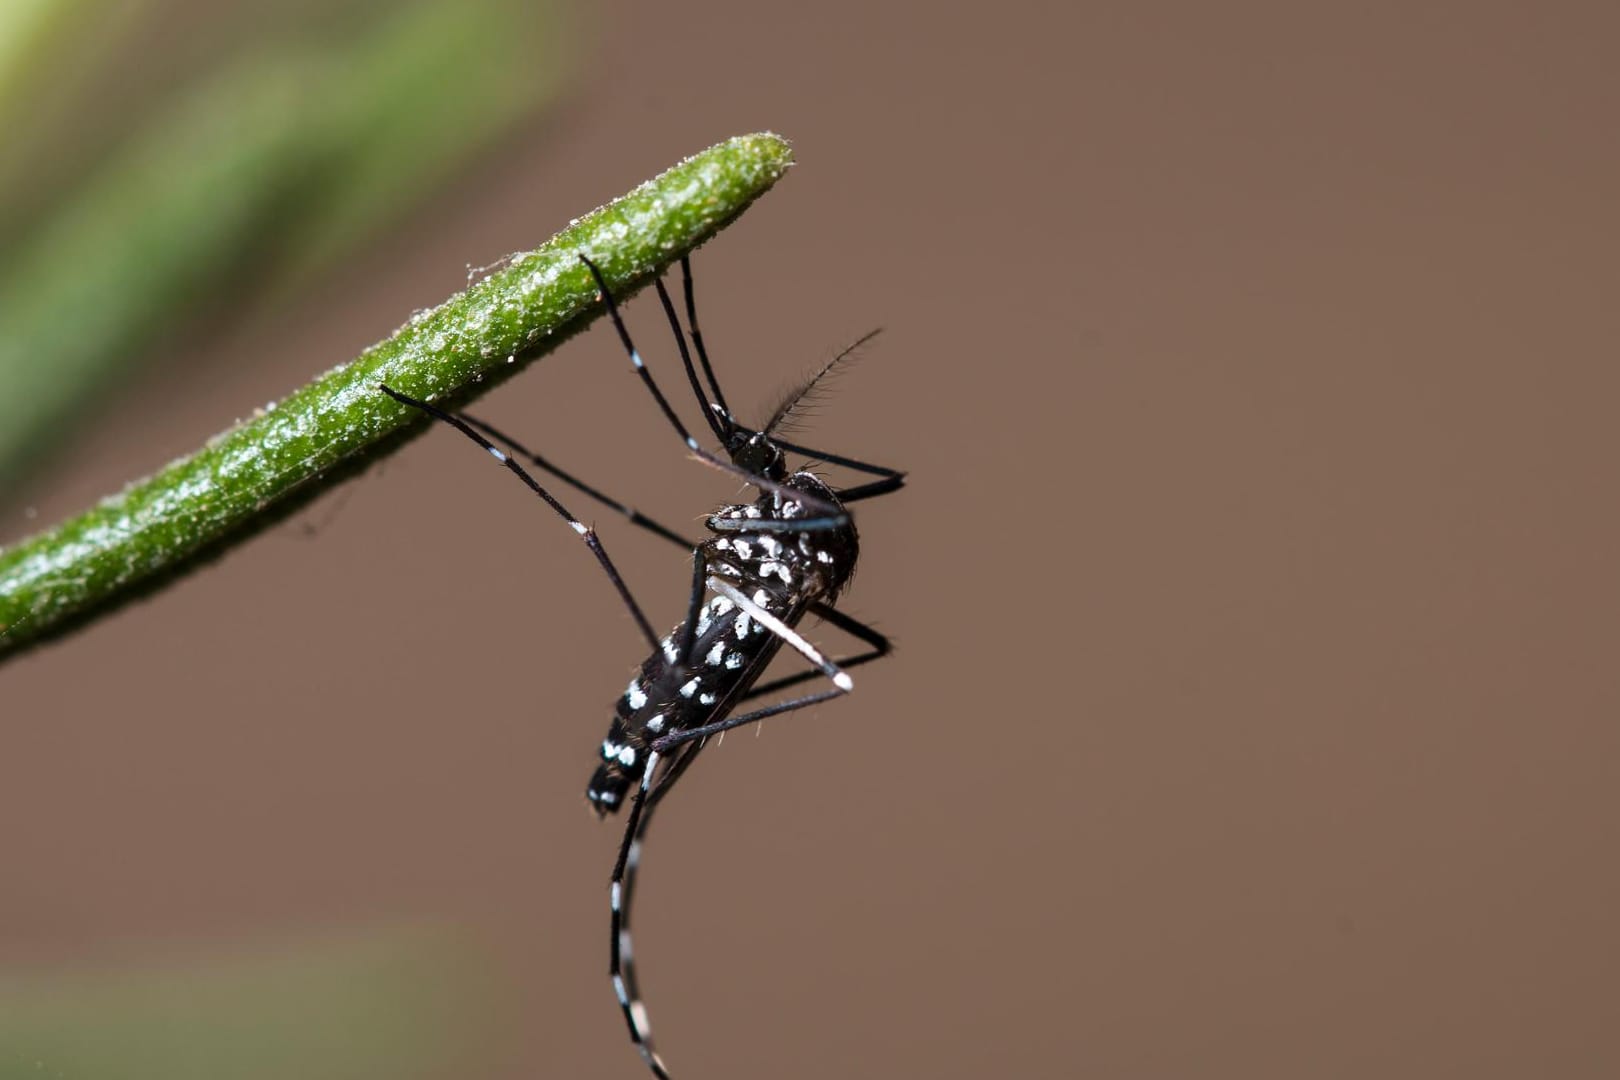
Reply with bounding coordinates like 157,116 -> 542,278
0,133 -> 795,658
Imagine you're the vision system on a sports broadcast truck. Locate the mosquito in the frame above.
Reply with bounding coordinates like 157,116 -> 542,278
381,251 -> 903,1077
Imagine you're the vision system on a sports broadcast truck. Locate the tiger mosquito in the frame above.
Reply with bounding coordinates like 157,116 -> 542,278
381,252 -> 903,1078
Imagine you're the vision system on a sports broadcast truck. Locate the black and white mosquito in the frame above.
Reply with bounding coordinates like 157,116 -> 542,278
380,252 -> 902,1078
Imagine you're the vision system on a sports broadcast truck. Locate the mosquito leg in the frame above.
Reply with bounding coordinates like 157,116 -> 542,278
652,272 -> 729,444
708,514 -> 852,535
768,434 -> 906,487
672,550 -> 709,667
652,687 -> 847,752
705,577 -> 852,691
460,414 -> 695,551
832,475 -> 906,504
654,595 -> 892,750
610,751 -> 675,1080
767,436 -> 905,503
579,255 -> 849,524
741,603 -> 891,701
680,255 -> 734,427
380,385 -> 659,651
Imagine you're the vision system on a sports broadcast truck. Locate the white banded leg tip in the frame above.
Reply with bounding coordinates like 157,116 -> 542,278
834,672 -> 854,691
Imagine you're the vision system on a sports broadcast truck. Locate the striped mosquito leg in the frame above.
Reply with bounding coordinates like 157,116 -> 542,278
578,255 -> 847,523
611,751 -> 673,1080
706,577 -> 854,691
680,254 -> 733,425
740,602 -> 892,701
652,686 -> 847,752
379,384 -> 659,652
459,413 -> 695,551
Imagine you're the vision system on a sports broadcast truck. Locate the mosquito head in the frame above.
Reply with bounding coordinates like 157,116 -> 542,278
728,429 -> 787,481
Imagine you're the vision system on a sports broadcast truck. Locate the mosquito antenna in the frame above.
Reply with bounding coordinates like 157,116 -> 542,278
764,328 -> 883,436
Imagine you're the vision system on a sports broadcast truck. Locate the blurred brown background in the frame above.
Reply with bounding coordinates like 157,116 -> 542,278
4,1 -> 1618,1077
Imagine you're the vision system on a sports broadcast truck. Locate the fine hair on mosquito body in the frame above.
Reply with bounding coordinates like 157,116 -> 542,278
380,250 -> 903,1078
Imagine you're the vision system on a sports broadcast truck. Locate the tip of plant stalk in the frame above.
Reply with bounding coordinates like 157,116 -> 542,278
729,131 -> 794,173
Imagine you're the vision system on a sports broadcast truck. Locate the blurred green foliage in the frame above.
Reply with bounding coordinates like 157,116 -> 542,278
0,0 -> 571,499
0,928 -> 501,1079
